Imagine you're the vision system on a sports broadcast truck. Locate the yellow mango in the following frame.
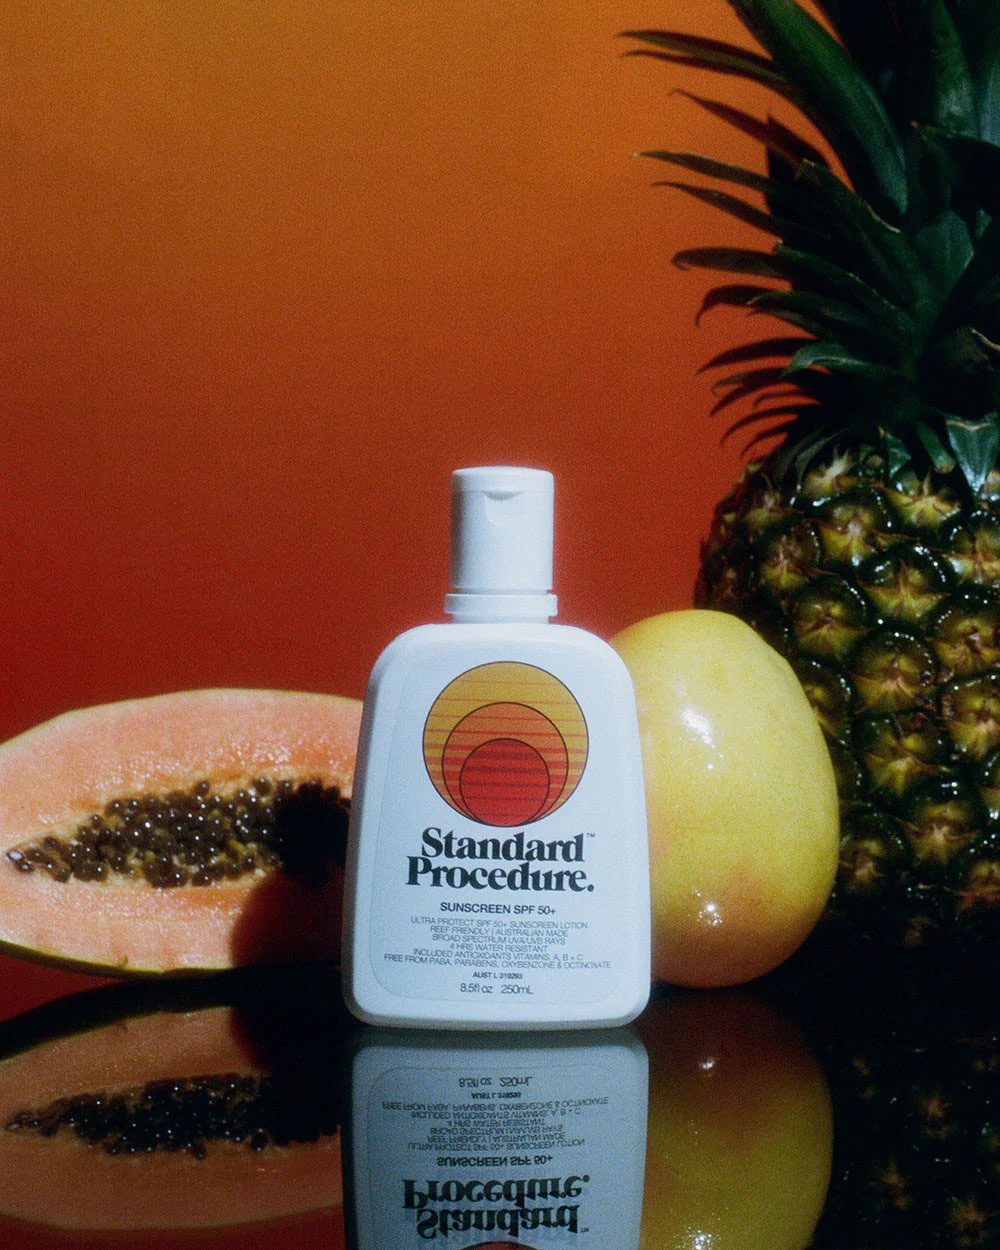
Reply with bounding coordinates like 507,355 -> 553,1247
612,610 -> 838,986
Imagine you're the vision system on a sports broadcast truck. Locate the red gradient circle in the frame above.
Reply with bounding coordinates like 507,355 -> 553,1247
458,737 -> 551,827
441,702 -> 568,825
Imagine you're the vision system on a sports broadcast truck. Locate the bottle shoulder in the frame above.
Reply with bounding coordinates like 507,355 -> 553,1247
366,622 -> 632,686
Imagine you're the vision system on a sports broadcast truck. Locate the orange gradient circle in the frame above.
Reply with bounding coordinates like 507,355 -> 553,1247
423,663 -> 588,827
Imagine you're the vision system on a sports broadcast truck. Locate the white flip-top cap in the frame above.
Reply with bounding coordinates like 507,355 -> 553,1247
445,467 -> 557,621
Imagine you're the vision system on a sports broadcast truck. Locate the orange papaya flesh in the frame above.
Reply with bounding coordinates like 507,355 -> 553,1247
0,972 -> 350,1230
0,689 -> 361,975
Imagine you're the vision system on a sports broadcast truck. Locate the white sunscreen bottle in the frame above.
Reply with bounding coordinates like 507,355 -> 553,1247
342,466 -> 650,1029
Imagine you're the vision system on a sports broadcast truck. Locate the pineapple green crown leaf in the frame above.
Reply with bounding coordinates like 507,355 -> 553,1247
625,0 -> 1000,494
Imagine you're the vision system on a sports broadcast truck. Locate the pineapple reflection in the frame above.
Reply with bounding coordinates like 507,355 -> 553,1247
345,1028 -> 648,1249
636,990 -> 833,1250
792,947 -> 1000,1250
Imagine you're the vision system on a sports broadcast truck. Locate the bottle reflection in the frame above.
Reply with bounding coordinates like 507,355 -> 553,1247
0,969 -> 350,1234
345,1028 -> 648,1249
636,990 -> 833,1250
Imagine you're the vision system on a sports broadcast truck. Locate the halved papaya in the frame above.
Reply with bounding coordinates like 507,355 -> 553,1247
0,971 -> 349,1231
0,689 -> 361,975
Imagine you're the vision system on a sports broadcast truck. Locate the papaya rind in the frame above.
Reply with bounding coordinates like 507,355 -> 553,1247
0,937 -> 232,981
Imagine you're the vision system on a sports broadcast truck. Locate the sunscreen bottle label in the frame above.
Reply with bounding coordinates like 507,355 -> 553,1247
367,649 -> 643,1007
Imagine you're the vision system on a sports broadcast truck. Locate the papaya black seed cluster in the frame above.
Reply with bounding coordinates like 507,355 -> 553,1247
5,1071 -> 340,1157
5,778 -> 349,888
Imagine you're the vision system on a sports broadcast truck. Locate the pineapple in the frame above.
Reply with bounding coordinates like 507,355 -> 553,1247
627,0 -> 1000,946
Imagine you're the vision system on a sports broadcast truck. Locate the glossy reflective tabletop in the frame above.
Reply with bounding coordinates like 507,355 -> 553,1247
0,938 -> 996,1249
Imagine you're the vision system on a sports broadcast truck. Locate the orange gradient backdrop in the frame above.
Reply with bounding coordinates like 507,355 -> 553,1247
0,0 -> 835,1210
3,0 -> 826,737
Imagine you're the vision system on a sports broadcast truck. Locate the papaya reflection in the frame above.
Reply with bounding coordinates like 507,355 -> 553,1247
345,1027 -> 648,1249
636,990 -> 833,1250
0,967 -> 350,1235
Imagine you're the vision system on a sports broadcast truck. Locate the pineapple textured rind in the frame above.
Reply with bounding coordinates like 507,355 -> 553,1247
700,449 -> 1000,942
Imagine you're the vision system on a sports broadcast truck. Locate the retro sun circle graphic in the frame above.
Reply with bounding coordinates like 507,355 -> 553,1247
423,662 -> 589,828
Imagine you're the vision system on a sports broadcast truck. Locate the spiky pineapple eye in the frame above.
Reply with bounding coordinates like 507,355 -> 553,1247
930,593 -> 1000,676
852,711 -> 947,801
814,487 -> 894,569
850,629 -> 937,713
797,452 -> 857,504
980,470 -> 1000,506
884,481 -> 963,535
904,781 -> 984,871
757,519 -> 822,596
701,542 -> 754,607
792,657 -> 854,738
942,512 -> 1000,588
858,546 -> 951,626
741,479 -> 790,535
836,811 -> 909,903
789,578 -> 869,660
952,845 -> 1000,918
940,674 -> 1000,762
